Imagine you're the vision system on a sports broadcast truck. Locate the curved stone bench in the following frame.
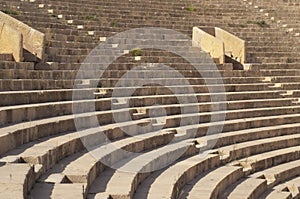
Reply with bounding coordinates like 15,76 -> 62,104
265,175 -> 300,198
227,178 -> 268,199
186,166 -> 244,199
99,140 -> 198,199
228,159 -> 300,198
0,97 -> 293,126
142,154 -> 220,199
231,145 -> 300,173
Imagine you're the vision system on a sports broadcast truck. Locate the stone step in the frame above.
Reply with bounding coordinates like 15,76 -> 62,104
0,54 -> 14,61
0,74 -> 296,91
52,62 -> 233,71
2,109 -> 297,176
257,76 -> 300,83
185,166 -> 244,199
93,84 -> 274,97
148,130 -> 299,198
0,97 -> 292,126
95,140 -> 198,199
0,163 -> 35,198
0,89 -> 286,107
0,126 -> 175,175
252,159 -> 300,186
1,68 -> 274,81
126,154 -> 220,199
231,145 -> 300,173
30,183 -> 86,199
215,133 -> 300,162
228,159 -> 300,198
253,57 -> 300,64
0,66 -> 236,79
251,63 -> 299,70
265,191 -> 292,199
0,61 -> 35,70
227,178 -> 268,199
2,98 -> 300,156
0,79 -> 74,91
113,124 -> 300,199
265,176 -> 300,198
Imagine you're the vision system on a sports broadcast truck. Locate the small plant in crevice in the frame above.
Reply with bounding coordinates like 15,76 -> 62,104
97,81 -> 102,88
85,15 -> 98,21
111,21 -> 119,27
247,20 -> 270,28
1,9 -> 19,15
46,40 -> 51,47
256,20 -> 269,27
187,5 -> 196,12
95,82 -> 103,99
228,23 -> 247,28
286,58 -> 294,63
130,48 -> 143,56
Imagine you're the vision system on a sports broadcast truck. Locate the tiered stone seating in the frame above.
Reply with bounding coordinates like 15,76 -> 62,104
226,159 -> 300,199
0,0 -> 300,198
265,175 -> 300,198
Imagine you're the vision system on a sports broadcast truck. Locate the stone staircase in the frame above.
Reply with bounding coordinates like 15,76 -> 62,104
0,0 -> 300,198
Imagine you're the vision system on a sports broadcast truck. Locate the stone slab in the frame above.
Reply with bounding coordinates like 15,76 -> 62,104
0,11 -> 45,60
0,22 -> 23,62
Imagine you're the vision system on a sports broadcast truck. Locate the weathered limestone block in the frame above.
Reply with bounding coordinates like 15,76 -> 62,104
215,27 -> 246,64
0,22 -> 23,61
192,26 -> 246,64
0,163 -> 35,198
192,27 -> 225,64
0,11 -> 45,60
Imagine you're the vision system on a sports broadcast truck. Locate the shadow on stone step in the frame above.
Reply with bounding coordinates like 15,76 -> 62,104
29,183 -> 54,199
24,49 -> 49,65
23,49 -> 39,63
34,62 -> 52,70
225,55 -> 243,70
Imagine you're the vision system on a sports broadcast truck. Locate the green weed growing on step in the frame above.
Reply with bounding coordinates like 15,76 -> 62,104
187,6 -> 196,12
95,83 -> 102,99
287,58 -> 293,63
111,21 -> 119,27
97,82 -> 102,88
256,20 -> 269,27
85,15 -> 98,21
1,9 -> 19,15
130,48 -> 143,56
46,40 -> 51,47
228,23 -> 247,28
247,20 -> 270,28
